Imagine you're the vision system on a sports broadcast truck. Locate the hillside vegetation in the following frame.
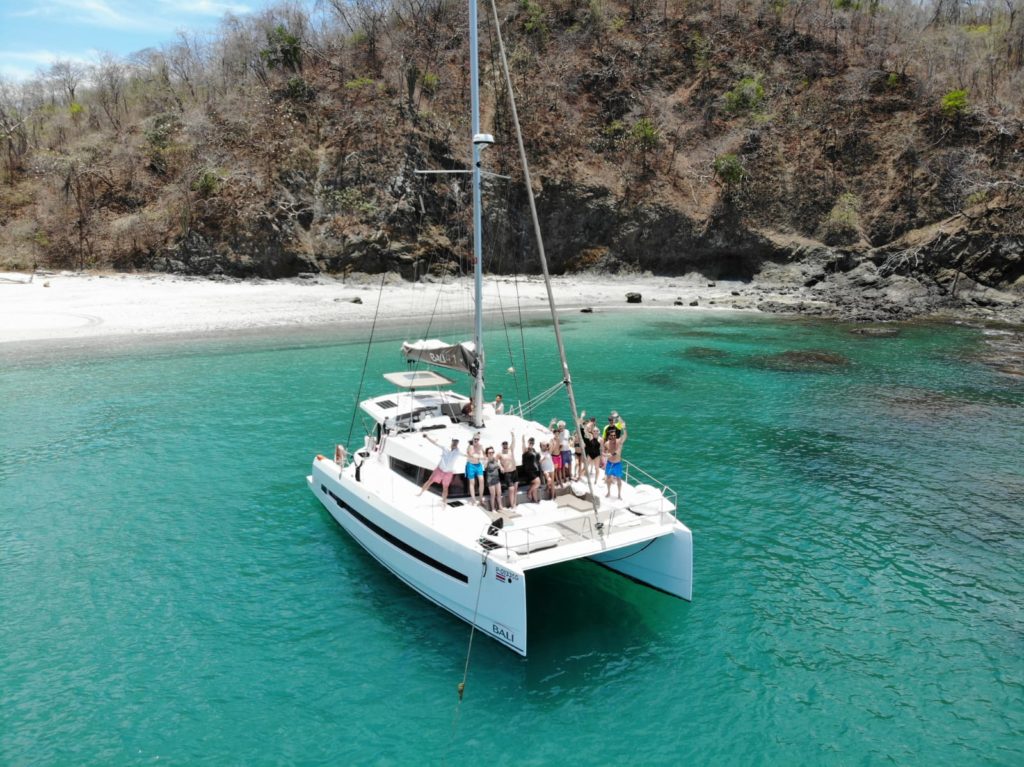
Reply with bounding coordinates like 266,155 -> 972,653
1,0 -> 1022,316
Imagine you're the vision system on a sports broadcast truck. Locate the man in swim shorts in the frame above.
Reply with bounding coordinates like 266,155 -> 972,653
419,435 -> 462,505
465,434 -> 485,504
603,423 -> 628,499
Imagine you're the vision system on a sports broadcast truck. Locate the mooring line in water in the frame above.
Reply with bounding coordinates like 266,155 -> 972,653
446,551 -> 490,759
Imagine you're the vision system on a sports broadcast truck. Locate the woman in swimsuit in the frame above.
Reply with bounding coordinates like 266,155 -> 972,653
499,433 -> 518,509
484,447 -> 504,511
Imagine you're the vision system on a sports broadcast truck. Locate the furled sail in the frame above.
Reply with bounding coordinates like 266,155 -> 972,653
401,339 -> 478,376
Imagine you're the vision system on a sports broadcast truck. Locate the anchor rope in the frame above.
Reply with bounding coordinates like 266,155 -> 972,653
447,551 -> 490,758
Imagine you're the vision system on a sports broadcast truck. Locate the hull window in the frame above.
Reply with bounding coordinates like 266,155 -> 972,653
322,486 -> 469,584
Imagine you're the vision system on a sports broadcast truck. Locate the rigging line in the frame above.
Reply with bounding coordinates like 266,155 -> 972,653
489,160 -> 524,408
513,273 -> 532,413
346,271 -> 389,447
488,0 -> 602,532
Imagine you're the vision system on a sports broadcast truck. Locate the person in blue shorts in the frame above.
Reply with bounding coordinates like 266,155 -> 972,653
603,422 -> 628,499
465,434 -> 485,504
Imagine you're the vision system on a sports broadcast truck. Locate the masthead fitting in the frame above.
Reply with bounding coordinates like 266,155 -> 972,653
473,133 -> 495,147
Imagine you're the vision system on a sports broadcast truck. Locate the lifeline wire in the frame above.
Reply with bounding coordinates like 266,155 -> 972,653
346,271 -> 389,447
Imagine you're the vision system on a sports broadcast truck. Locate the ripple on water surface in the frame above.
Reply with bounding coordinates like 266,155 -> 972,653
1,311 -> 1022,765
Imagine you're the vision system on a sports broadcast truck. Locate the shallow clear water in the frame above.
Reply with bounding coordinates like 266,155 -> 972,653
2,311 -> 1022,765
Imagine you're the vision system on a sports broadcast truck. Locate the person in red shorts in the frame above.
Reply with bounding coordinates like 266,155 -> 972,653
419,434 -> 462,505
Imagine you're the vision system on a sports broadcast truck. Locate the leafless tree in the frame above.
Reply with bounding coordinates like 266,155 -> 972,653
324,0 -> 393,75
93,54 -> 127,132
47,60 -> 87,105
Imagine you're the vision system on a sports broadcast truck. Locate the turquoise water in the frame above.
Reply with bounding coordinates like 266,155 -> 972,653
2,311 -> 1022,765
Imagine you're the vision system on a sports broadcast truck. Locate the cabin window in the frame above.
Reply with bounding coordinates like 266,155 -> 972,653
389,456 -> 470,499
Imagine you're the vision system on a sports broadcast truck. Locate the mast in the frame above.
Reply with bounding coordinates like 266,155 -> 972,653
469,0 -> 487,428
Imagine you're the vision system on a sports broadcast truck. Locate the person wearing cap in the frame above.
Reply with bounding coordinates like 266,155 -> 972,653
498,432 -> 518,508
602,411 -> 625,440
603,422 -> 628,499
419,434 -> 462,504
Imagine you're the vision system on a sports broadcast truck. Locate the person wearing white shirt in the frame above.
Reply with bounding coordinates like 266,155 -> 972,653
418,435 -> 462,504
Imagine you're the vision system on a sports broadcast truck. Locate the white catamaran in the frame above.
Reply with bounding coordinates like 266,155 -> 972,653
307,0 -> 692,656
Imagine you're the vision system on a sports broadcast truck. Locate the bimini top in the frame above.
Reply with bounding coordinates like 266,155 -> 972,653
382,370 -> 454,389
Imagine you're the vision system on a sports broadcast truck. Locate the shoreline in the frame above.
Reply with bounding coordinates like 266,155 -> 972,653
3,271 -> 1021,361
0,270 -> 794,349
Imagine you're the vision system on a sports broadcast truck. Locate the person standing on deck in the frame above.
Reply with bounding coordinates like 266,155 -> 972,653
602,411 -> 625,440
603,424 -> 628,499
548,423 -> 563,490
520,436 -> 542,503
466,434 -> 485,504
539,440 -> 556,499
493,394 -> 505,414
557,420 -> 572,486
499,433 -> 519,509
484,447 -> 504,511
583,421 -> 602,481
419,435 -> 462,505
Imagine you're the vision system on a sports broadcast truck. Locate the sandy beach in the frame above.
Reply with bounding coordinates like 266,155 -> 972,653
0,271 -> 810,349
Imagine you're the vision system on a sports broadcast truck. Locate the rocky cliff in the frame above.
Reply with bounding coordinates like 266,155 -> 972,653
1,1 -> 1021,321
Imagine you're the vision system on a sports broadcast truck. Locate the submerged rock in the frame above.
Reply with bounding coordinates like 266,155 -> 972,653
682,346 -> 728,359
849,326 -> 901,337
751,349 -> 852,372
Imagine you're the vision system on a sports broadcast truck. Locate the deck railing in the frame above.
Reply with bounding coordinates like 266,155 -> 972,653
481,462 -> 679,558
619,458 -> 678,523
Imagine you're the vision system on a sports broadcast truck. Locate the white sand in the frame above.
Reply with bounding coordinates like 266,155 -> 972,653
0,271 -> 805,348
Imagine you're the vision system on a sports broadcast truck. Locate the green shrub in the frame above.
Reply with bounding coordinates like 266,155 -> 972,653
284,77 -> 316,102
521,0 -> 548,42
713,153 -> 746,186
345,77 -> 378,90
966,189 -> 989,207
420,71 -> 440,95
821,192 -> 861,245
321,187 -> 376,216
724,76 -> 765,114
631,118 -> 660,151
144,113 -> 183,175
260,25 -> 302,72
192,170 -> 220,198
941,89 -> 969,117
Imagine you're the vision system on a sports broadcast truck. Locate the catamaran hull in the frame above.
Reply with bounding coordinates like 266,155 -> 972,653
308,463 -> 529,655
589,525 -> 693,601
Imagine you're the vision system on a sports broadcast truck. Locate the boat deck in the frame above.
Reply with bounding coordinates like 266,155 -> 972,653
322,439 -> 679,569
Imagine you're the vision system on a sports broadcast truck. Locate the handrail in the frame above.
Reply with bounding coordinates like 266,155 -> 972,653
621,458 -> 678,522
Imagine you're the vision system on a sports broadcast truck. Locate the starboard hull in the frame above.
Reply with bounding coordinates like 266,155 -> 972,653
589,525 -> 693,601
